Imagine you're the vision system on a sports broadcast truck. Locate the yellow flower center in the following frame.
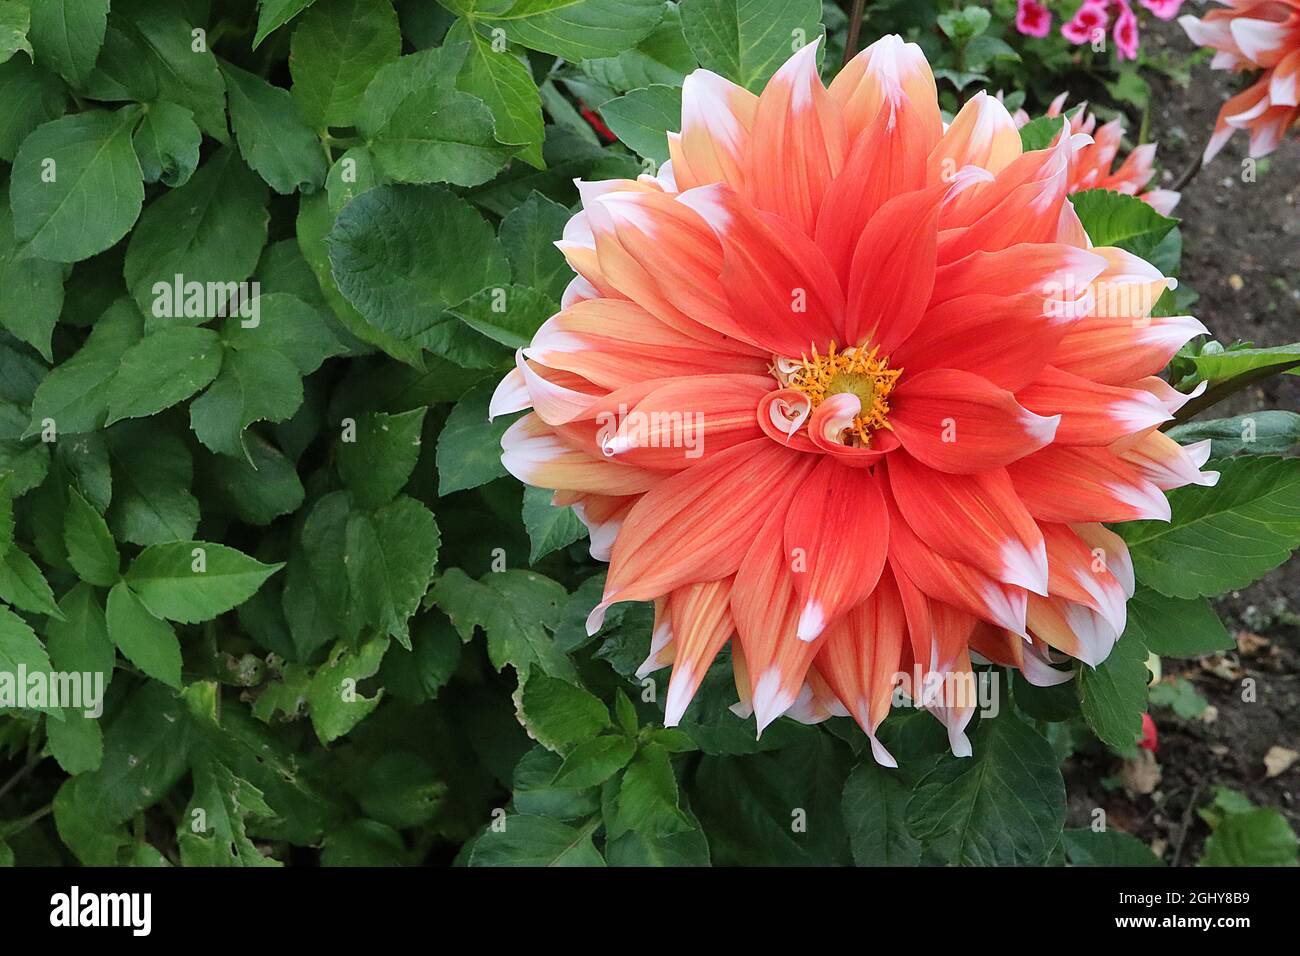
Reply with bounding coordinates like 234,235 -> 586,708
779,343 -> 901,447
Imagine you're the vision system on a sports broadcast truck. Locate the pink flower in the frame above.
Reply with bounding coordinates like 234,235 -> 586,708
1062,1 -> 1110,45
1016,0 -> 1053,38
1114,1 -> 1141,60
1140,0 -> 1183,21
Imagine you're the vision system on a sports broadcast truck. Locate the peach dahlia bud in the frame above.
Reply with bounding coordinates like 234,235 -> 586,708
492,36 -> 1216,763
1180,0 -> 1300,160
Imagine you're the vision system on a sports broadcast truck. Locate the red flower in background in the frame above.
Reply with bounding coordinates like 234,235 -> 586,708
1139,712 -> 1159,752
1017,0 -> 1053,37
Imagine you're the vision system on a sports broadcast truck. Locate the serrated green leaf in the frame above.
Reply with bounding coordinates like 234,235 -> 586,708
344,495 -> 440,646
0,545 -> 63,618
436,379 -> 512,495
1063,828 -> 1163,865
1118,456 -> 1300,599
1078,633 -> 1149,751
679,0 -> 820,91
480,0 -> 665,61
253,0 -> 318,48
1167,411 -> 1300,458
306,632 -> 389,743
550,735 -> 635,790
290,0 -> 400,128
842,760 -> 922,866
125,541 -> 282,624
1123,587 -> 1233,657
518,671 -> 609,752
223,60 -> 327,195
189,346 -> 303,459
123,147 -> 269,320
104,326 -> 224,424
105,424 -> 200,546
1071,188 -> 1178,259
327,184 -> 509,352
431,567 -> 573,679
469,814 -> 604,866
906,712 -> 1064,866
448,19 -> 544,167
0,199 -> 64,361
599,84 -> 680,165
336,408 -> 425,508
63,487 -> 119,586
131,100 -> 201,187
9,109 -> 143,263
522,484 -> 585,563
0,57 -> 68,162
499,190 -> 571,301
1201,808 -> 1299,866
27,0 -> 107,87
105,580 -> 182,687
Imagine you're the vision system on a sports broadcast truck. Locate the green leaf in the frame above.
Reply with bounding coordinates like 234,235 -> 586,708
132,100 -> 201,187
522,484 -> 586,563
1123,587 -> 1233,657
307,632 -> 389,743
0,198 -> 65,362
610,741 -> 691,838
9,109 -> 143,262
46,703 -> 103,775
179,757 -> 281,867
0,57 -> 68,163
105,580 -> 182,688
431,567 -> 574,679
842,760 -> 922,866
61,681 -> 193,826
113,1 -> 228,140
579,4 -> 697,92
219,292 -> 346,375
679,0 -> 821,91
469,814 -> 604,866
499,190 -> 571,302
122,147 -> 270,319
605,821 -> 710,866
124,540 -> 282,624
327,184 -> 509,353
551,735 -> 635,790
222,61 -> 327,195
253,0 -> 318,49
1063,828 -> 1163,866
448,283 -> 553,351
344,495 -> 440,646
1201,809 -> 1299,867
189,346 -> 303,458
599,84 -> 680,165
26,299 -> 141,437
353,752 -> 445,828
1071,189 -> 1179,260
1190,343 -> 1300,383
104,326 -> 224,424
906,712 -> 1064,866
436,379 -> 513,495
325,145 -> 380,213
358,47 -> 513,187
518,671 -> 610,753
45,582 -> 115,684
105,424 -> 200,546
0,1 -> 31,65
0,603 -> 53,696
1018,115 -> 1062,152
63,487 -> 119,586
448,19 -> 544,168
1078,633 -> 1149,751
1118,456 -> 1300,599
0,545 -> 62,618
480,0 -> 665,61
27,0 -> 108,86
290,0 -> 401,129
203,435 -> 305,526
1167,411 -> 1300,458
336,408 -> 426,508
298,191 -> 425,366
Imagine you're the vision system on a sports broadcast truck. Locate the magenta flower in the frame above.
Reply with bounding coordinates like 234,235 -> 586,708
1016,0 -> 1053,38
1139,0 -> 1183,21
1062,1 -> 1110,44
1113,1 -> 1140,60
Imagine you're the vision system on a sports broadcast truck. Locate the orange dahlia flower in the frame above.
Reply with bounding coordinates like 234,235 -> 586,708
1180,0 -> 1300,160
493,36 -> 1216,763
1019,93 -> 1181,215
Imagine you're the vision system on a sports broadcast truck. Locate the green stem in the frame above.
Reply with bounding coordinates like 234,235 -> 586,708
1165,359 -> 1300,428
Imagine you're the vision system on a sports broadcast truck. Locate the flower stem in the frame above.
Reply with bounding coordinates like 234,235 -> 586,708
843,0 -> 866,67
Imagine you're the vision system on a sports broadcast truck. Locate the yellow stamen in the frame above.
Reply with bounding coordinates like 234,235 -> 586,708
777,343 -> 901,447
